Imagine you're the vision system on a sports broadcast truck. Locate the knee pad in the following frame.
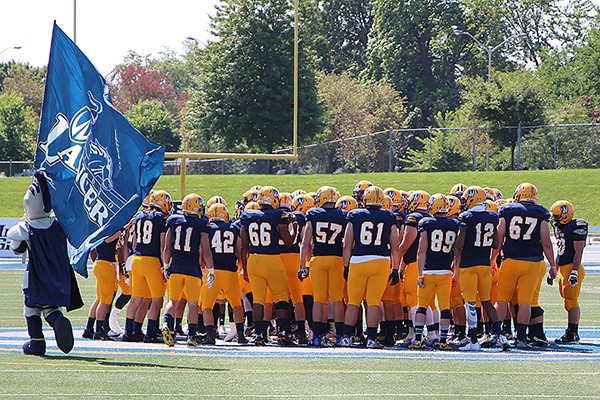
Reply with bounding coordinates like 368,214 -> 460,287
275,301 -> 289,311
440,309 -> 452,320
531,306 -> 544,319
416,307 -> 427,315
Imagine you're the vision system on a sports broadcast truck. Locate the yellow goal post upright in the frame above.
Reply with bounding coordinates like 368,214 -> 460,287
165,0 -> 300,199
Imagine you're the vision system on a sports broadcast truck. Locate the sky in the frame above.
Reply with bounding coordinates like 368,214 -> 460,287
0,0 -> 219,75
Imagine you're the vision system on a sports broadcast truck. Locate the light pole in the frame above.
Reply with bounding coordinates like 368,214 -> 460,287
453,29 -> 526,84
0,46 -> 22,56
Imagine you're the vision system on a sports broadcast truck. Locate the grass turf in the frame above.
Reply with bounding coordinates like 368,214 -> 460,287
1,169 -> 599,224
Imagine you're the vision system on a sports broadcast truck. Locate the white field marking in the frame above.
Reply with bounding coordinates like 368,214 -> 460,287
1,395 -> 600,399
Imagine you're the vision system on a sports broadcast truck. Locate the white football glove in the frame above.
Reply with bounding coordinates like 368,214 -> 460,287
205,268 -> 215,289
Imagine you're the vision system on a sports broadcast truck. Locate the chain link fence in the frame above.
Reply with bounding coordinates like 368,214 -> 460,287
0,161 -> 35,177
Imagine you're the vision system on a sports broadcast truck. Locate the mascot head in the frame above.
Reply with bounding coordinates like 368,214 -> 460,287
23,171 -> 52,221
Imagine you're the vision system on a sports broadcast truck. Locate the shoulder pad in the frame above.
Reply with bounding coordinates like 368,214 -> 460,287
576,219 -> 588,227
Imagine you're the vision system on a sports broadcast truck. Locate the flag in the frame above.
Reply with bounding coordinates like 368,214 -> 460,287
35,23 -> 165,277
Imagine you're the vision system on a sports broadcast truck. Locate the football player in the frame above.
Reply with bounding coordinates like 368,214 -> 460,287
161,193 -> 214,347
278,192 -> 309,345
352,180 -> 373,207
454,186 -> 508,351
409,194 -> 458,350
397,190 -> 431,343
551,201 -> 587,344
240,186 -> 295,346
124,190 -> 172,342
199,203 -> 247,345
338,186 -> 401,349
300,186 -> 346,346
492,183 -> 557,348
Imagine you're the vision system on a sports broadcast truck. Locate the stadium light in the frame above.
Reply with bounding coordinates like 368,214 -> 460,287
453,29 -> 526,84
0,46 -> 22,56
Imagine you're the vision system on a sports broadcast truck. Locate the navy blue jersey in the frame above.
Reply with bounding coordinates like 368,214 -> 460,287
166,215 -> 208,277
133,210 -> 168,258
499,203 -> 549,262
348,208 -> 397,257
394,211 -> 406,229
241,208 -> 288,255
280,211 -> 307,254
458,209 -> 499,268
418,217 -> 459,271
403,212 -> 429,264
307,207 -> 347,257
555,219 -> 588,266
208,221 -> 240,272
96,237 -> 118,262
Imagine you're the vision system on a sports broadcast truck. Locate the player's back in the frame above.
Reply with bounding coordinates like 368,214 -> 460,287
419,216 -> 459,270
499,203 -> 549,261
133,210 -> 168,258
459,207 -> 499,268
241,208 -> 287,255
167,214 -> 206,273
348,208 -> 396,257
280,211 -> 306,254
208,220 -> 240,271
307,207 -> 347,256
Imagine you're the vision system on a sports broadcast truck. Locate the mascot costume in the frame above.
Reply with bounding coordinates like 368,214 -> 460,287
7,170 -> 84,356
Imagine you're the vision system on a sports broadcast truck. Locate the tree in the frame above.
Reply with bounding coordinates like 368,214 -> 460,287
0,63 -> 46,118
460,71 -> 546,169
0,92 -> 37,160
194,0 -> 322,157
126,100 -> 180,152
403,129 -> 470,172
367,0 -> 465,126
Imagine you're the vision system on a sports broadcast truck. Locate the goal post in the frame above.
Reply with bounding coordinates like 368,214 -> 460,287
164,0 -> 300,199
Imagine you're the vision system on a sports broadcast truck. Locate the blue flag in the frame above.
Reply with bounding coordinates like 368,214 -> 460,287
35,23 -> 165,277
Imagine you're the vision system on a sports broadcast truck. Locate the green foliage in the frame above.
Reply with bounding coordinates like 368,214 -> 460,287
192,0 -> 322,155
403,130 -> 470,172
126,100 -> 179,152
0,92 -> 36,161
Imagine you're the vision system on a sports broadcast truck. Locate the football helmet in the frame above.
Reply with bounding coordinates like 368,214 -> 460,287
278,192 -> 293,211
551,200 -> 574,225
495,198 -> 508,207
245,201 -> 261,211
363,186 -> 385,207
307,192 -> 317,202
428,193 -> 449,215
257,185 -> 280,208
513,183 -> 538,204
483,187 -> 496,201
207,203 -> 229,222
447,195 -> 461,217
382,195 -> 392,211
207,196 -> 227,208
335,195 -> 358,212
408,190 -> 430,212
316,186 -> 340,207
142,189 -> 155,208
450,183 -> 467,197
150,190 -> 173,213
182,193 -> 204,216
353,180 -> 373,195
462,186 -> 486,210
484,199 -> 499,214
291,189 -> 307,199
292,194 -> 315,214
493,188 -> 503,200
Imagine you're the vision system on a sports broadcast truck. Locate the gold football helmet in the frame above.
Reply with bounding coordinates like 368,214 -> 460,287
182,193 -> 204,216
513,183 -> 538,204
335,195 -> 358,212
551,200 -> 575,225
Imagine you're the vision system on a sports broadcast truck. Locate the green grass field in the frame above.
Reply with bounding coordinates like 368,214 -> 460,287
1,169 -> 599,223
1,270 -> 600,398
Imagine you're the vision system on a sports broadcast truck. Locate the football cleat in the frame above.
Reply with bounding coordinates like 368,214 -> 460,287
107,329 -> 121,338
554,331 -> 580,345
253,334 -> 266,346
513,182 -> 538,204
462,186 -> 486,210
528,335 -> 549,348
458,341 -> 481,351
514,339 -> 532,349
480,334 -> 497,348
498,334 -> 511,351
277,332 -> 296,347
312,336 -> 324,347
93,330 -> 114,341
425,337 -> 440,348
439,342 -> 452,351
182,193 -> 205,216
187,336 -> 201,347
82,328 -> 94,339
200,336 -> 216,345
366,339 -> 384,349
551,200 -> 575,225
237,335 -> 249,344
122,331 -> 144,342
408,341 -> 423,349
224,323 -> 237,342
161,327 -> 175,347
336,337 -> 351,347
298,334 -> 309,346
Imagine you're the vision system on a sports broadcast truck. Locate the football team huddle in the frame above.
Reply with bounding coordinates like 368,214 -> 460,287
82,180 -> 588,351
